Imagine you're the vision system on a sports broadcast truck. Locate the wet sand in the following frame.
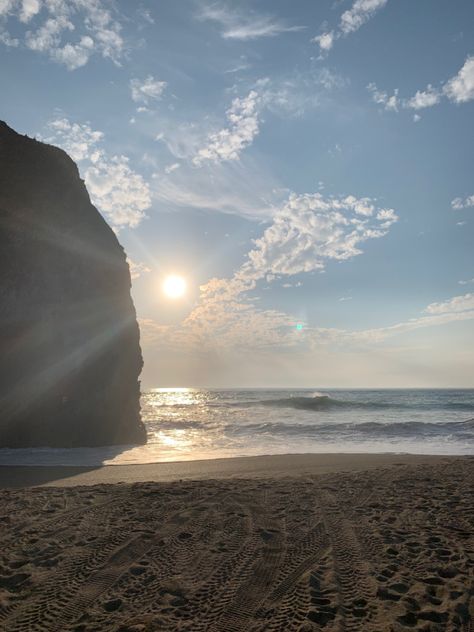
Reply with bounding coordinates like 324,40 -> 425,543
0,454 -> 472,631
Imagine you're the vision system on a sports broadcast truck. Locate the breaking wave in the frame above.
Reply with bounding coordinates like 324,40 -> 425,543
240,394 -> 474,413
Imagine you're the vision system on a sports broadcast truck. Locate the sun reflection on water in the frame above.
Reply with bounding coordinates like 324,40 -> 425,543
140,388 -> 221,459
153,429 -> 192,449
147,387 -> 207,409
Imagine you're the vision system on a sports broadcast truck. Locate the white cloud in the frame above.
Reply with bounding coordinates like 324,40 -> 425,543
459,278 -> 474,286
43,117 -> 103,161
405,85 -> 441,110
191,71 -> 340,166
0,0 -> 124,69
127,258 -> 151,280
164,162 -> 180,174
369,56 -> 474,115
130,75 -> 167,105
368,82 -> 441,114
239,192 -> 398,280
312,31 -> 334,51
137,178 -> 474,376
43,118 -> 151,229
197,2 -> 304,40
367,82 -> 399,111
20,0 -> 40,22
193,90 -> 261,165
51,35 -> 95,70
451,195 -> 474,210
140,279 -> 474,368
425,293 -> 474,315
0,27 -> 19,45
85,156 -> 151,229
443,55 -> 474,103
340,0 -> 388,35
313,0 -> 387,53
140,276 -> 297,355
152,165 -> 398,340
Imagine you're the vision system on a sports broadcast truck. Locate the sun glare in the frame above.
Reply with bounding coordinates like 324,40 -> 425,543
163,275 -> 186,299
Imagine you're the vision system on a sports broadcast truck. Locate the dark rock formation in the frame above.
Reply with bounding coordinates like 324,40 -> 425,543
0,121 -> 147,447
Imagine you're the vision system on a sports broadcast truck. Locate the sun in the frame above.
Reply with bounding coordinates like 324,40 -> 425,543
163,275 -> 187,299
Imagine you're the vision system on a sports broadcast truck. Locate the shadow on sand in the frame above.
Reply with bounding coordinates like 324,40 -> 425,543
0,444 -> 135,488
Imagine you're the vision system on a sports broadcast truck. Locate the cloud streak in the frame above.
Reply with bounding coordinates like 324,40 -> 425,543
313,0 -> 388,54
197,2 -> 304,41
368,55 -> 474,116
193,90 -> 261,165
451,194 -> 474,210
130,75 -> 167,105
191,71 -> 346,166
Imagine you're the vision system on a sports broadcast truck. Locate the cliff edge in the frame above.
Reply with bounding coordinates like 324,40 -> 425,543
0,121 -> 147,447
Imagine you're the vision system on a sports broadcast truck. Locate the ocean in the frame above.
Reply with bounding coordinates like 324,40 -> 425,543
0,388 -> 473,466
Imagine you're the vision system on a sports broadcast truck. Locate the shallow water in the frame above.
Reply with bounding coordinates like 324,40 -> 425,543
0,388 -> 473,466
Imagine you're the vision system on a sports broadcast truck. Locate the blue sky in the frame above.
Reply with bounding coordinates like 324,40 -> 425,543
1,0 -> 474,387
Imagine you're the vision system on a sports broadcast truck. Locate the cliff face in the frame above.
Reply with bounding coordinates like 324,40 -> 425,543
0,122 -> 147,448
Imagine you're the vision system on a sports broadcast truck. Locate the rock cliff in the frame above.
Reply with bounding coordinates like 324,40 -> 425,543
0,121 -> 147,447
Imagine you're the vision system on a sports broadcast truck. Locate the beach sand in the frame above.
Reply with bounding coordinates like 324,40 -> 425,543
0,454 -> 472,631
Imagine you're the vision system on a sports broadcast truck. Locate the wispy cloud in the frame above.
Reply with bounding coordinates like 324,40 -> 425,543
164,162 -> 180,175
137,162 -> 474,375
130,75 -> 167,105
368,55 -> 474,116
0,0 -> 124,69
367,83 -> 400,111
424,293 -> 474,315
197,2 -> 304,41
140,281 -> 474,366
451,194 -> 474,210
141,187 -> 399,358
43,118 -> 151,229
127,258 -> 151,280
340,0 -> 388,34
405,85 -> 441,110
313,0 -> 388,54
191,70 -> 346,165
193,90 -> 261,165
152,155 -> 282,220
368,82 -> 442,112
136,183 -> 398,361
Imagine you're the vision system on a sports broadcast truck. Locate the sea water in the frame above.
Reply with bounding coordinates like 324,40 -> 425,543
0,388 -> 473,466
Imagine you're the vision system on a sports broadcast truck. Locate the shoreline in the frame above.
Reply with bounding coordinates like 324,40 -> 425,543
0,451 -> 469,488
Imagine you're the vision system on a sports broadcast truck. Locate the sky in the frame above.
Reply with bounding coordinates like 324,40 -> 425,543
1,0 -> 474,388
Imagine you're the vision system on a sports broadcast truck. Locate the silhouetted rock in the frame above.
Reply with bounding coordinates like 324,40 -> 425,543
0,121 -> 146,447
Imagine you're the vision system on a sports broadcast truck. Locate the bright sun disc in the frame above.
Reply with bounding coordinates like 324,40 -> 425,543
163,275 -> 186,299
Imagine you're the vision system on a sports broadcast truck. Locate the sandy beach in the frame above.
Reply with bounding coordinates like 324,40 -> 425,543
0,453 -> 472,631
